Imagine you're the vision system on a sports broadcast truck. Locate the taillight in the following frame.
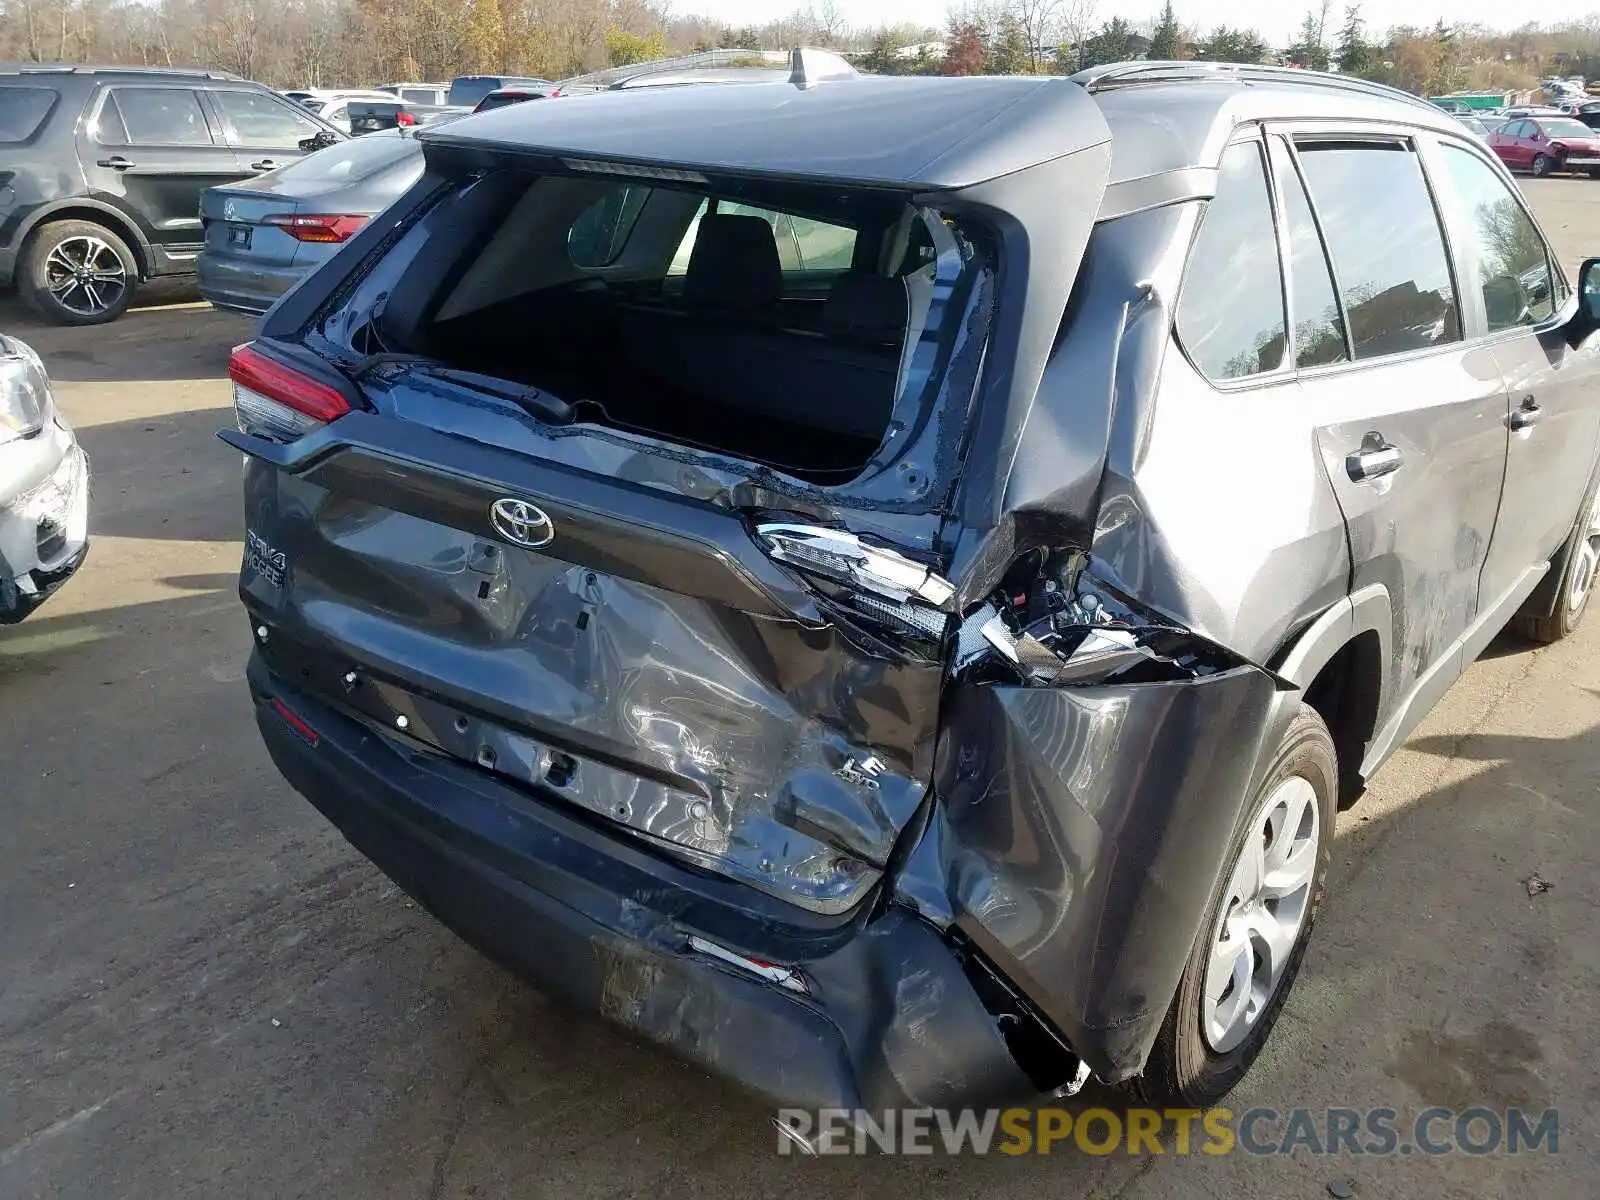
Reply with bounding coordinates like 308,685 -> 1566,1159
395,110 -> 418,127
229,342 -> 350,442
261,213 -> 369,243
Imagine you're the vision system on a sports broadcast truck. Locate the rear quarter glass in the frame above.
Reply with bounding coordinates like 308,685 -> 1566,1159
0,87 -> 59,142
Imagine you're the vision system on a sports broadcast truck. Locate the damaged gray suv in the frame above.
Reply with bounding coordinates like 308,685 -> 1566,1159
225,54 -> 1600,1113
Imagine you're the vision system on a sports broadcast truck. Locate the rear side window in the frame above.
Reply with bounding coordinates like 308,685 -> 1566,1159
100,88 -> 213,146
213,89 -> 322,147
0,87 -> 57,142
399,89 -> 436,104
1268,138 -> 1349,368
1296,141 -> 1460,359
1176,140 -> 1288,381
1435,144 -> 1558,331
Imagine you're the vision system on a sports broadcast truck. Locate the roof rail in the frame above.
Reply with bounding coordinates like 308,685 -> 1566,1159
1072,60 -> 1440,116
0,61 -> 242,80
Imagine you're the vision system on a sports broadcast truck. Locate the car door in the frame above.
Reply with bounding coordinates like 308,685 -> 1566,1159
208,87 -> 334,176
1278,129 -> 1511,766
77,83 -> 246,264
1426,135 -> 1600,615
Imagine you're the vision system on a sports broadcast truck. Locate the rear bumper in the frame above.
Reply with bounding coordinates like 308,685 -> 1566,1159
197,251 -> 303,316
249,654 -> 1036,1111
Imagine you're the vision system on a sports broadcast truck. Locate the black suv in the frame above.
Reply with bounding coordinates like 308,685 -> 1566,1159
0,65 -> 343,324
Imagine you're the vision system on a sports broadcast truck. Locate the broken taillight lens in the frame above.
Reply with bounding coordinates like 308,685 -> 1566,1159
229,343 -> 350,443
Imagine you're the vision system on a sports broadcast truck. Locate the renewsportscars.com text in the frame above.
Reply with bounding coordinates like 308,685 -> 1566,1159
774,1106 -> 1559,1157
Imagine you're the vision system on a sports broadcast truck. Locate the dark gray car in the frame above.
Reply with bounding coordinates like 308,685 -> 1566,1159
198,130 -> 422,316
219,54 -> 1600,1118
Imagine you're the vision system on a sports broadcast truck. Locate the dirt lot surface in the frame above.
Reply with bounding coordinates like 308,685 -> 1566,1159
1,180 -> 1596,1198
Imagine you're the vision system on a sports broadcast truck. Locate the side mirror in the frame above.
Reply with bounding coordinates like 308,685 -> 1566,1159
1568,258 -> 1600,346
1581,258 -> 1600,322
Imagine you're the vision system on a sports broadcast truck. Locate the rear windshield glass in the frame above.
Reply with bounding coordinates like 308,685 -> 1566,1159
268,132 -> 419,185
0,87 -> 57,142
448,78 -> 500,106
475,92 -> 537,111
333,169 -> 990,485
1540,119 -> 1596,140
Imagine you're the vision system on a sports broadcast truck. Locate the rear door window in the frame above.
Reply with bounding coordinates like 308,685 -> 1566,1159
1295,140 -> 1461,359
1176,139 -> 1288,381
99,88 -> 214,146
212,89 -> 324,148
0,87 -> 57,142
1268,137 -> 1349,368
1435,143 -> 1559,331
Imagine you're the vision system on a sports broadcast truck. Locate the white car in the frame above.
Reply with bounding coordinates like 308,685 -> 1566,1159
293,90 -> 404,134
377,83 -> 450,106
0,336 -> 88,623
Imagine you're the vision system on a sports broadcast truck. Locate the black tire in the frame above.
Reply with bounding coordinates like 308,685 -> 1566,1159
1133,705 -> 1338,1108
1531,153 -> 1557,178
18,219 -> 138,326
1590,169 -> 1600,180
1512,479 -> 1600,643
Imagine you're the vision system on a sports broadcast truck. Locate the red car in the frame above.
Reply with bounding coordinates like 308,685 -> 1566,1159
1487,116 -> 1600,178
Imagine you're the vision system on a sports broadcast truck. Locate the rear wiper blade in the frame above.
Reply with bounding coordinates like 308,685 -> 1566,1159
348,352 -> 573,425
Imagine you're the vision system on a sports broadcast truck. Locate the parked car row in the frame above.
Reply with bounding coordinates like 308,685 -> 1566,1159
0,65 -> 345,323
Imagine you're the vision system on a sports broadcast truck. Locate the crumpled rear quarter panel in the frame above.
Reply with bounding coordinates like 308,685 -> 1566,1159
897,666 -> 1278,1079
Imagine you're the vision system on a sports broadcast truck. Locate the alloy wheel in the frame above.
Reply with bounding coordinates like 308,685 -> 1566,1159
43,235 -> 128,317
1202,775 -> 1321,1054
1568,484 -> 1600,613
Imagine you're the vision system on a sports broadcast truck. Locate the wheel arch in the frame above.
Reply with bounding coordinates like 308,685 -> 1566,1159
1269,584 -> 1392,805
16,200 -> 152,280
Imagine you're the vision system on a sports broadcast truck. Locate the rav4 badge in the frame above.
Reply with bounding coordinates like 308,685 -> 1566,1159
489,498 -> 555,548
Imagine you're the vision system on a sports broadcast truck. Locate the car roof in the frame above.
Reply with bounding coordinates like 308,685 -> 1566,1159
428,56 -> 1485,192
426,71 -> 1112,190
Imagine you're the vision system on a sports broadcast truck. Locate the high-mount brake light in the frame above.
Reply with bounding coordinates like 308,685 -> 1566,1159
229,343 -> 350,443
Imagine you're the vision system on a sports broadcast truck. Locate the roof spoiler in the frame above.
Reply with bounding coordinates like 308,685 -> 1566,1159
789,47 -> 858,89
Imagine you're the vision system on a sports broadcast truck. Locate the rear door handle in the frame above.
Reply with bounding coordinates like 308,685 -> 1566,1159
1509,395 -> 1542,430
1346,433 -> 1404,482
249,158 -> 279,172
96,155 -> 135,169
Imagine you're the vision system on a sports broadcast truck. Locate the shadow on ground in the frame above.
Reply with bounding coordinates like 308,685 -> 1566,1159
1,289 -> 252,383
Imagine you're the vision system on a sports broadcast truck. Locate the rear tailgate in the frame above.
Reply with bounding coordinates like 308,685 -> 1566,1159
231,410 -> 944,915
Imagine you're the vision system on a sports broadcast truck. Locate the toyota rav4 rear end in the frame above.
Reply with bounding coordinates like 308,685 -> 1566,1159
226,57 -> 1291,1114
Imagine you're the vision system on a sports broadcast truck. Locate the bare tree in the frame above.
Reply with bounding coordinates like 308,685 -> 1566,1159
1056,0 -> 1098,71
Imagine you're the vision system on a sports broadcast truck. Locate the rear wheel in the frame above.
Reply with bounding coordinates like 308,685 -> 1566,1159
1531,153 -> 1558,178
1513,479 -> 1600,643
18,219 -> 137,326
1134,706 -> 1337,1107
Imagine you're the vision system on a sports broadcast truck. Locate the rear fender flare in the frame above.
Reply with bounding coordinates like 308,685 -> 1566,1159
1257,583 -> 1392,792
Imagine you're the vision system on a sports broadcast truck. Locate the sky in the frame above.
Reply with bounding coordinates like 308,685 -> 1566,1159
674,0 -> 1551,48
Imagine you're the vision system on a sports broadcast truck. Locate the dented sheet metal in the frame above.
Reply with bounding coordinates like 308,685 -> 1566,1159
244,458 -> 943,916
895,665 -> 1279,1080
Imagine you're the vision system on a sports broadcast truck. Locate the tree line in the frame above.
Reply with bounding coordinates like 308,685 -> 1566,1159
0,0 -> 1595,96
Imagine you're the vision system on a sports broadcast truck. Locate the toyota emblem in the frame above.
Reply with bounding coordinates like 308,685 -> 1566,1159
489,498 -> 555,548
